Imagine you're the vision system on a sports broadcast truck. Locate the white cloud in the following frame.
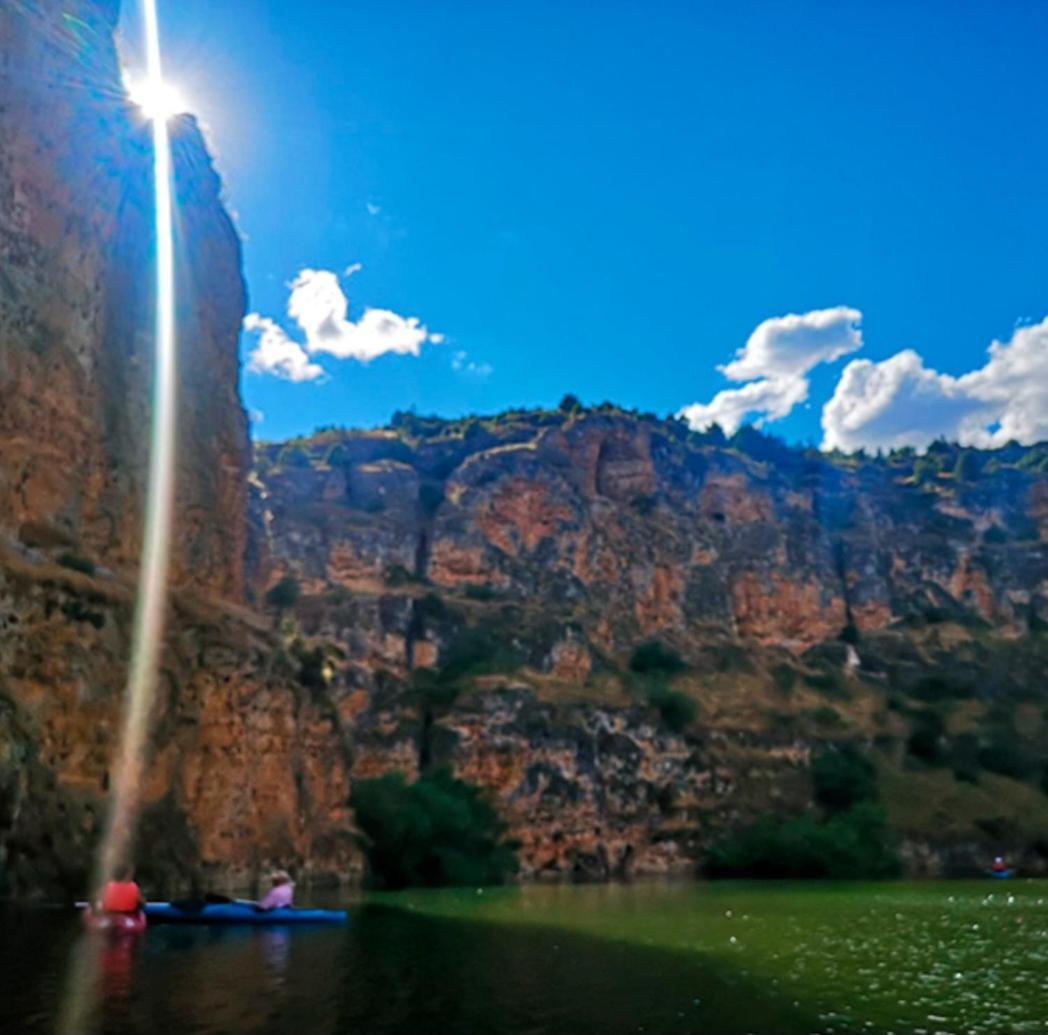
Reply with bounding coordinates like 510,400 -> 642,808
679,376 -> 811,436
451,350 -> 494,377
720,306 -> 863,382
679,306 -> 862,435
244,314 -> 325,382
244,266 -> 442,381
822,317 -> 1048,452
366,202 -> 381,216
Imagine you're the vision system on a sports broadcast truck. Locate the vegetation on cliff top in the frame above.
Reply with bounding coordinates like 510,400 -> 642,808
256,401 -> 1048,490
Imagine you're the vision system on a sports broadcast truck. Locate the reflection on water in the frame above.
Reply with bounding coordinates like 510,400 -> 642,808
4,882 -> 1048,1035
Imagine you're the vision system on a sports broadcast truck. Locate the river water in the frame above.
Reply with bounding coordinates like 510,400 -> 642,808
2,881 -> 1046,1035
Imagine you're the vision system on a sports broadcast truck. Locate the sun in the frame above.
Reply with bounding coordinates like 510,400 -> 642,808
124,73 -> 189,121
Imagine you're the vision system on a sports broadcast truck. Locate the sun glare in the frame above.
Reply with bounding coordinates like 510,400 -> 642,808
125,74 -> 188,121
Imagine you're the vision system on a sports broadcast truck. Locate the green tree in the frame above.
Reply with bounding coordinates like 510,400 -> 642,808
265,574 -> 300,611
648,687 -> 697,733
913,457 -> 939,486
704,803 -> 900,879
56,552 -> 96,576
953,450 -> 977,481
629,641 -> 686,676
350,769 -> 519,889
812,748 -> 877,814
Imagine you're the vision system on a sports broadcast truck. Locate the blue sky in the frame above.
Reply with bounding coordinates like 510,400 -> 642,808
118,1 -> 1048,449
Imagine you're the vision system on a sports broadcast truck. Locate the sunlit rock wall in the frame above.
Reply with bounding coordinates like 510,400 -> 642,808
0,0 -> 249,596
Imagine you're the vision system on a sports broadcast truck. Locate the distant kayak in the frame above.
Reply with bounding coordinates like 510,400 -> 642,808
144,901 -> 348,925
83,909 -> 147,935
987,869 -> 1015,879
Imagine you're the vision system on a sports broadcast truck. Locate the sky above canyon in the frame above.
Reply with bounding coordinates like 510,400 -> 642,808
117,0 -> 1048,450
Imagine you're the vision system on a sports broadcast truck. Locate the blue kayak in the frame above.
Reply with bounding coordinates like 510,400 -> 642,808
144,901 -> 348,925
987,869 -> 1015,880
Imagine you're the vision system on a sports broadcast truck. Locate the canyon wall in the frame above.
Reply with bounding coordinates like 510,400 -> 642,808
252,413 -> 1048,881
4,2 -> 1048,899
0,0 -> 269,897
0,0 -> 248,596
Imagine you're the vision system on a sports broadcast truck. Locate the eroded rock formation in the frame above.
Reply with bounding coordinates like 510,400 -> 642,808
3,1 -> 1048,899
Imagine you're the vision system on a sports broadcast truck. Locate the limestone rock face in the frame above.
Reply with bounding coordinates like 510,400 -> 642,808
5,3 -> 1048,899
0,555 -> 359,897
0,1 -> 260,897
253,415 -> 1048,882
258,416 -> 1048,657
0,0 -> 249,597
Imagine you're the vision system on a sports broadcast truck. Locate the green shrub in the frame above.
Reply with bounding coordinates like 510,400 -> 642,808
704,802 -> 900,879
978,737 -> 1039,781
350,769 -> 519,889
384,564 -> 423,587
409,667 -> 460,711
839,622 -> 860,645
60,598 -> 105,629
558,393 -> 583,415
57,552 -> 96,576
812,748 -> 876,814
771,663 -> 797,694
804,670 -> 847,698
464,584 -> 497,602
293,642 -> 327,691
910,674 -> 974,702
907,710 -> 946,764
982,525 -> 1008,545
265,575 -> 301,611
630,641 -> 686,676
648,687 -> 697,733
440,626 -> 521,682
913,458 -> 939,486
415,592 -> 452,622
949,731 -> 981,784
953,451 -> 977,481
811,705 -> 842,728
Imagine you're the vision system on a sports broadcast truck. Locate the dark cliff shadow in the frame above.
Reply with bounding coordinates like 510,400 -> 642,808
334,904 -> 848,1035
2,905 -> 855,1035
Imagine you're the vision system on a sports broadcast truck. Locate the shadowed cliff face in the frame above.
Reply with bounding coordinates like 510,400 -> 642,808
0,0 -> 249,596
0,1 -> 270,898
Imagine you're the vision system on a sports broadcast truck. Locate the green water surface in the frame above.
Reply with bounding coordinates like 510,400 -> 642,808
3,881 -> 1046,1034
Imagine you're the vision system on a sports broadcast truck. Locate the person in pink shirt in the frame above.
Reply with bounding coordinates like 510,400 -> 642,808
256,870 -> 294,911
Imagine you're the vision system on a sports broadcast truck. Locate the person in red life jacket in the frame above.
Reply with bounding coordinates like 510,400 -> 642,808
98,864 -> 145,915
256,870 -> 294,911
991,856 -> 1008,874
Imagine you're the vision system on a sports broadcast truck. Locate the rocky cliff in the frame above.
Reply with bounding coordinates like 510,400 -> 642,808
0,0 -> 274,897
0,0 -> 248,596
251,411 -> 1048,880
4,1 -> 1048,900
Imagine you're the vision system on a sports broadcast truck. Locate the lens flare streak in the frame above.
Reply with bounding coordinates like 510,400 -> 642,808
98,0 -> 178,891
59,1 -> 178,1030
